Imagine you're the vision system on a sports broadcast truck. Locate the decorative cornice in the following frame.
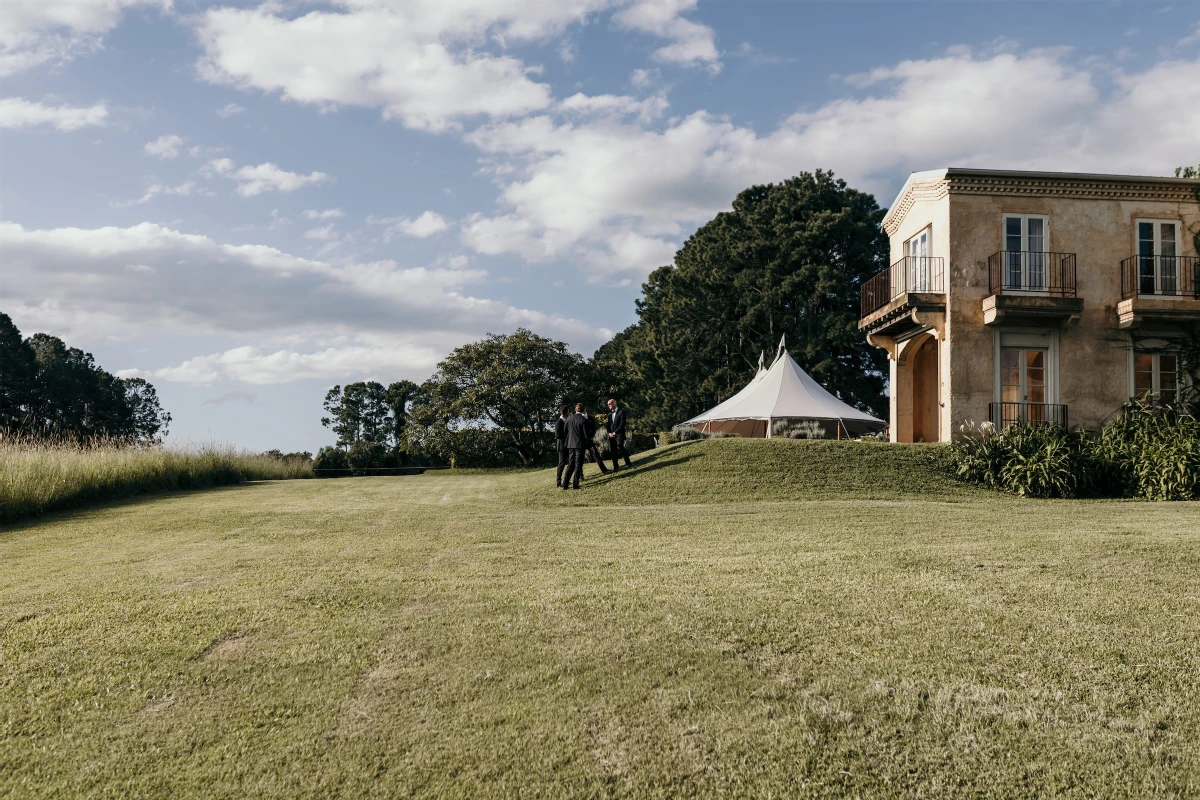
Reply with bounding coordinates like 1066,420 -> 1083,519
881,177 -> 948,236
882,169 -> 1200,237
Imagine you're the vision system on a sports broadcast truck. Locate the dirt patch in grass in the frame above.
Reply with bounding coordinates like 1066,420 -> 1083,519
194,631 -> 253,661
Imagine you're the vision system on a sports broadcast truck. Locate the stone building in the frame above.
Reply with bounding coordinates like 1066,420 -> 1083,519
859,168 -> 1200,443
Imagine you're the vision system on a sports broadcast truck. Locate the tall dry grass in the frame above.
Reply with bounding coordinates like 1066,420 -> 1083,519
0,437 -> 312,524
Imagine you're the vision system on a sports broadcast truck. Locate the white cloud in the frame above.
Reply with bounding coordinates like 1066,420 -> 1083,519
144,133 -> 183,159
0,0 -> 167,75
0,220 -> 610,385
398,211 -> 450,238
303,224 -> 338,241
216,102 -> 244,117
192,0 -> 719,131
0,97 -> 107,130
303,208 -> 344,220
206,158 -> 330,196
369,210 -> 451,240
460,47 -> 1200,277
630,67 -> 659,90
114,180 -> 197,207
558,91 -> 669,121
613,0 -> 720,73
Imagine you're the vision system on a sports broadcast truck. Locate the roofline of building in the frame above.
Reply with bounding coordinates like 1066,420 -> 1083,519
881,167 -> 1200,236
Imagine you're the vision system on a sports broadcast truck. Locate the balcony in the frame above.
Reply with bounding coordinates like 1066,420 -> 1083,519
859,256 -> 945,339
983,251 -> 1083,325
1117,255 -> 1200,329
989,402 -> 1069,429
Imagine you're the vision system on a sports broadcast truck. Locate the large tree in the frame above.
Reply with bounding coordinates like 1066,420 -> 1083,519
410,329 -> 583,466
620,171 -> 889,430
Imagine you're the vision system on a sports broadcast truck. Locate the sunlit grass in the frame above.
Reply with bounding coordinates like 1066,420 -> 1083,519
0,437 -> 312,523
3,440 -> 1199,796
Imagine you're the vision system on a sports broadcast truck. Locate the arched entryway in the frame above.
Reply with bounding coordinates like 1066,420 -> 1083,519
894,332 -> 940,443
910,335 -> 939,442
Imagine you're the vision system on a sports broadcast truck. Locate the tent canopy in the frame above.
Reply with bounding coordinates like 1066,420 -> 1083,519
680,339 -> 886,438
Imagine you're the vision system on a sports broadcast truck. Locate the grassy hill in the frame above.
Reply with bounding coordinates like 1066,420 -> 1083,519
531,438 -> 981,504
4,441 -> 1200,797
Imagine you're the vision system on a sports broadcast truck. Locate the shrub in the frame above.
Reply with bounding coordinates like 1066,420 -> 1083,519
772,419 -> 827,439
662,424 -> 734,443
953,397 -> 1200,500
314,446 -> 350,476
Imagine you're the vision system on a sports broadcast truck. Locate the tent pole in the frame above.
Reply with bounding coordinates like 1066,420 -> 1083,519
765,418 -> 771,439
837,420 -> 841,440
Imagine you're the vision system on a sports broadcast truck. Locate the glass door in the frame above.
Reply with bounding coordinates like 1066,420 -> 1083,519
1000,347 -> 1048,422
1003,215 -> 1048,291
906,227 -> 931,291
1137,221 -> 1179,296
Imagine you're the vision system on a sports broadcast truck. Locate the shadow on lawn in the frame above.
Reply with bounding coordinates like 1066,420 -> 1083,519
580,442 -> 703,486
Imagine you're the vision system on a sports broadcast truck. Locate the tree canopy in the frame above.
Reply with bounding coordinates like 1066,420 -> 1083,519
320,380 -> 418,468
409,329 -> 584,466
606,171 -> 889,430
0,312 -> 171,442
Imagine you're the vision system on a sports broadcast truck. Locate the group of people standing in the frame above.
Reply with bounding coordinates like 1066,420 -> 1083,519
555,398 -> 632,490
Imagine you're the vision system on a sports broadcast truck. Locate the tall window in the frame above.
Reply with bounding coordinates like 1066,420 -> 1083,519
1002,214 -> 1048,291
1134,353 -> 1179,405
1136,220 -> 1181,296
906,227 -> 929,259
905,227 -> 932,291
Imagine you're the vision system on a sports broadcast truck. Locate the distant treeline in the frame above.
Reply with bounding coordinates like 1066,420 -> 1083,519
1,313 -> 171,443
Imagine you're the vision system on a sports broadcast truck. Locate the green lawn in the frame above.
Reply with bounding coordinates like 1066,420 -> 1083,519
3,440 -> 1200,798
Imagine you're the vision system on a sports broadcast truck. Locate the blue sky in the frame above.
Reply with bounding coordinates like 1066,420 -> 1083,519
2,0 -> 1198,452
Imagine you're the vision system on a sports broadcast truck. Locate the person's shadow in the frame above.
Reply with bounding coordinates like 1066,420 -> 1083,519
585,442 -> 702,484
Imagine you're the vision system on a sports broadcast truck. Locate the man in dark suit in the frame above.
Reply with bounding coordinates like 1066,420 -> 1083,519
554,405 -> 569,487
606,398 -> 632,470
581,405 -> 609,477
563,403 -> 590,490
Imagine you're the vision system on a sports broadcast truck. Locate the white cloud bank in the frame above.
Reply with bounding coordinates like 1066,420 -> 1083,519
0,0 -> 168,75
0,221 -> 611,385
461,47 -> 1200,278
0,96 -> 107,130
193,0 -> 718,132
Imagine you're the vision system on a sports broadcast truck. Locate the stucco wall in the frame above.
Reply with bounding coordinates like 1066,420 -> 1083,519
945,191 -> 1200,431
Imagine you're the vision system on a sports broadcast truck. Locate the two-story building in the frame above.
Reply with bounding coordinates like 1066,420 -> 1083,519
860,168 -> 1200,442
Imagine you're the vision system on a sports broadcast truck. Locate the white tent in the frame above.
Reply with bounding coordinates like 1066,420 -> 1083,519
680,338 -> 886,439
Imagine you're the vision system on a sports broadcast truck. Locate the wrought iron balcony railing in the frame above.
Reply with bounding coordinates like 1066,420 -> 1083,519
987,251 -> 1077,296
859,256 -> 945,318
1120,255 -> 1200,300
989,402 -> 1069,429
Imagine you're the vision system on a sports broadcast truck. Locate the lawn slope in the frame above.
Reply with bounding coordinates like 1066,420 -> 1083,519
4,446 -> 1200,798
532,438 -> 982,504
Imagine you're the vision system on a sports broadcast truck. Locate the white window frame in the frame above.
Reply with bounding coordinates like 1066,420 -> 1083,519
1001,214 -> 1050,293
1133,218 -> 1184,297
905,226 -> 931,259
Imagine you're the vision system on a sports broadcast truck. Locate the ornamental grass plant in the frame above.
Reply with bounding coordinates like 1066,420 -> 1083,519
0,437 -> 312,523
953,396 -> 1200,500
